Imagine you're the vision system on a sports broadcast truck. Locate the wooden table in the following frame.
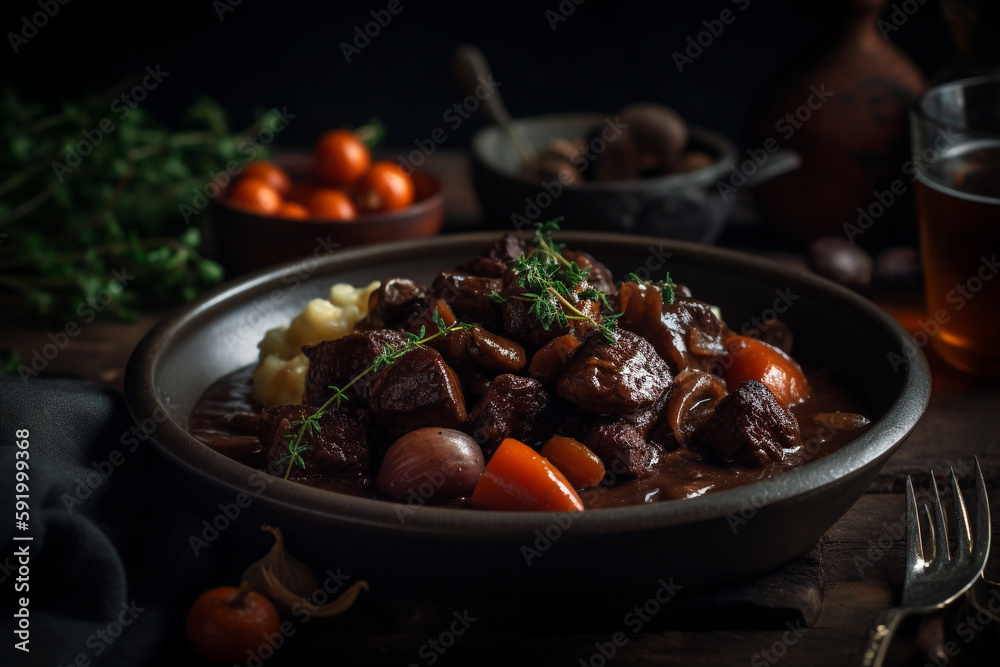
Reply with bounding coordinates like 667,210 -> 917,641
2,153 -> 998,666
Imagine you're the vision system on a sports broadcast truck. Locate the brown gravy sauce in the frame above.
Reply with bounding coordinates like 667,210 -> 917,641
188,365 -> 869,510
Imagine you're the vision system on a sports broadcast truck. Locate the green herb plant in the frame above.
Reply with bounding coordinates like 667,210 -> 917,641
488,220 -> 622,343
0,84 -> 280,323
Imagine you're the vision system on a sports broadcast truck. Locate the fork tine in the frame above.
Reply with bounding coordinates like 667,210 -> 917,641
971,457 -> 992,566
949,467 -> 972,560
904,475 -> 923,576
928,470 -> 951,570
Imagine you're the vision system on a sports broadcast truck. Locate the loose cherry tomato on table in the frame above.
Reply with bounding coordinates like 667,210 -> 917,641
240,160 -> 291,196
186,585 -> 281,664
228,177 -> 282,215
304,188 -> 357,221
314,129 -> 371,187
352,161 -> 415,213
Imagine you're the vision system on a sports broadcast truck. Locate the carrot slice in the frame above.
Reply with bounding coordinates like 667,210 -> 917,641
540,436 -> 605,489
720,336 -> 811,407
470,438 -> 584,512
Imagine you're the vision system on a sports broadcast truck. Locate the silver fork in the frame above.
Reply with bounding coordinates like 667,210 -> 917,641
861,457 -> 991,667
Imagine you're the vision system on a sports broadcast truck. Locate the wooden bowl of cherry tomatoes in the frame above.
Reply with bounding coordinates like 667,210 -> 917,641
212,129 -> 445,275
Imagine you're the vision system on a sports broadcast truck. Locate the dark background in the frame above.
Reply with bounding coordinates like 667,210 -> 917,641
0,0 -> 955,153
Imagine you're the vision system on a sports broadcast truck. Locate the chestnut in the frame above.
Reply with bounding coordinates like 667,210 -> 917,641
376,427 -> 484,501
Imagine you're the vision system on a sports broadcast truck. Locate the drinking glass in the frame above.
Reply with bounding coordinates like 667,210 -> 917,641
911,75 -> 1000,377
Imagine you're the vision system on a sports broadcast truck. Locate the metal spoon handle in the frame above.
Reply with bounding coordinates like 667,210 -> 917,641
452,43 -> 534,163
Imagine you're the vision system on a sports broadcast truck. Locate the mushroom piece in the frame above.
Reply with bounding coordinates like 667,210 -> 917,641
619,102 -> 689,174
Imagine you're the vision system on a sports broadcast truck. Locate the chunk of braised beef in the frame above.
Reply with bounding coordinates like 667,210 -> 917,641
483,233 -> 527,263
696,380 -> 800,467
557,328 -> 672,419
431,271 -> 503,322
550,396 -> 594,443
501,282 -> 602,351
457,256 -> 508,278
617,282 -> 725,373
584,418 -> 661,478
368,347 -> 467,437
261,404 -> 370,478
468,374 -> 554,453
562,249 -> 616,295
528,333 -> 582,385
301,330 -> 408,407
358,278 -> 428,330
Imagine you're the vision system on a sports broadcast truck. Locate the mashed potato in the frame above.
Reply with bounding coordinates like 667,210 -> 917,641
251,281 -> 379,407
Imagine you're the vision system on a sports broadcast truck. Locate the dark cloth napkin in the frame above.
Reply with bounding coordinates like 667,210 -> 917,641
0,378 -> 245,666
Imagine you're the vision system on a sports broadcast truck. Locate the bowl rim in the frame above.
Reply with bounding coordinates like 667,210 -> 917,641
125,231 -> 930,538
470,112 -> 738,192
212,161 -> 445,225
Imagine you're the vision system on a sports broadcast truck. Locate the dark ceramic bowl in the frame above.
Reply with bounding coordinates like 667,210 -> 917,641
125,232 -> 929,600
211,153 -> 445,275
471,114 -> 795,243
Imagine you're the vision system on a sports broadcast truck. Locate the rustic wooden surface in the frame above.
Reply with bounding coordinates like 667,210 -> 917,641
1,152 -> 998,666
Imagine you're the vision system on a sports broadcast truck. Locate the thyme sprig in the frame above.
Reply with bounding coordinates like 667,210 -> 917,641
278,309 -> 472,479
491,220 -> 620,343
626,272 -> 677,305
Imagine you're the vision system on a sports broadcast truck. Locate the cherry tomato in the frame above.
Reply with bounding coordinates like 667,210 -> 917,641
721,335 -> 811,407
305,188 -> 357,221
275,201 -> 309,219
285,180 -> 322,206
228,177 -> 282,215
186,585 -> 281,664
314,129 -> 371,187
352,161 -> 415,213
240,160 -> 291,196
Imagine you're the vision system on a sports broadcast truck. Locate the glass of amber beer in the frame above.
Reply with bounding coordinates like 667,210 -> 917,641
912,75 -> 1000,377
